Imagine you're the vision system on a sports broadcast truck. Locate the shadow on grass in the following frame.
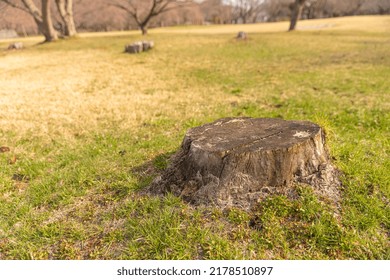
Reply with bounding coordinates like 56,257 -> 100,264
131,150 -> 176,191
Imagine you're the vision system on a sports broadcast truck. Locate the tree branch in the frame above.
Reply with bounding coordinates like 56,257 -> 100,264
109,0 -> 194,35
0,0 -> 29,13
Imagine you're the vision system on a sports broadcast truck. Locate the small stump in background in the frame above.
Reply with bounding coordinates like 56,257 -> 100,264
8,42 -> 23,50
147,117 -> 341,209
125,41 -> 154,54
142,41 -> 154,51
236,31 -> 248,40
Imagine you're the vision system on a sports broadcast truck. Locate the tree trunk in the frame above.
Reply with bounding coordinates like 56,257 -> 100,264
55,0 -> 77,37
42,0 -> 58,41
1,0 -> 58,42
21,0 -> 42,20
33,17 -> 45,36
289,0 -> 306,31
111,0 -> 192,35
141,25 -> 148,35
18,0 -> 44,35
147,117 -> 341,209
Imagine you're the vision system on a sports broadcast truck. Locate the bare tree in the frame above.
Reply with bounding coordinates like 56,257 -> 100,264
0,0 -> 58,41
377,0 -> 390,14
156,2 -> 204,26
265,0 -> 371,23
264,0 -> 282,22
71,0 -> 125,32
200,0 -> 232,24
289,0 -> 306,31
345,0 -> 365,15
302,0 -> 328,19
1,0 -> 76,39
42,0 -> 58,41
110,0 -> 193,35
229,0 -> 265,24
55,0 -> 77,36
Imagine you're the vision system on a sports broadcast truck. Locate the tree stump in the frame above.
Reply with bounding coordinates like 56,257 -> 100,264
142,40 -> 154,51
8,42 -> 23,50
236,31 -> 248,40
125,41 -> 154,54
147,117 -> 341,209
125,41 -> 143,53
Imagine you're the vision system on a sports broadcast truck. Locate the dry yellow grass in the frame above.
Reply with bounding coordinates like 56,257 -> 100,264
0,45 -> 226,144
74,16 -> 390,36
1,15 -> 389,144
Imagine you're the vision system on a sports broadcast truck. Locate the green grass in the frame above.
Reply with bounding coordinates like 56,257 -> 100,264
0,16 -> 389,259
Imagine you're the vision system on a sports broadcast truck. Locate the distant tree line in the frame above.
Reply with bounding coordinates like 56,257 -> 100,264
0,0 -> 389,41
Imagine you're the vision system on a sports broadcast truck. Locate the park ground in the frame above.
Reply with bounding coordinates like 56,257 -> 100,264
0,16 -> 389,259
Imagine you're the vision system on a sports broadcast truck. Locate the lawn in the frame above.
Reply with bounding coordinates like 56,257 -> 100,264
0,16 -> 389,259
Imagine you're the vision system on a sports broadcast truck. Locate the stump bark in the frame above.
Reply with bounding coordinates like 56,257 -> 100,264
236,31 -> 248,40
142,41 -> 154,51
148,117 -> 340,209
8,42 -> 23,50
125,42 -> 143,53
125,41 -> 154,54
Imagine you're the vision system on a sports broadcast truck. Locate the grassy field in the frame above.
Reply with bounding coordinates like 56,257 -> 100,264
0,16 -> 389,260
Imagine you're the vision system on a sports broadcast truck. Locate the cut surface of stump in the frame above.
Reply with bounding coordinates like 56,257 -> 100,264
236,31 -> 248,40
148,117 -> 340,209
